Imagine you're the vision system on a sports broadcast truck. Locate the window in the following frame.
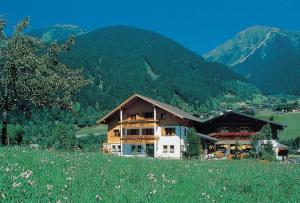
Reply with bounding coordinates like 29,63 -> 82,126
128,113 -> 137,120
170,145 -> 175,153
240,127 -> 249,132
220,127 -> 229,132
142,128 -> 154,135
112,145 -> 120,153
143,112 -> 153,119
165,128 -> 176,136
163,145 -> 168,153
132,145 -> 142,153
184,129 -> 188,137
127,129 -> 139,135
114,129 -> 120,137
161,113 -> 166,119
137,145 -> 142,152
131,145 -> 136,152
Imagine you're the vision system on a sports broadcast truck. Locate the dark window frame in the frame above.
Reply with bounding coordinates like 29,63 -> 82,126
165,128 -> 176,136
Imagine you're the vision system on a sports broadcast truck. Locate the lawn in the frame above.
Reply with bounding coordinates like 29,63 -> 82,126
1,147 -> 300,202
257,110 -> 300,140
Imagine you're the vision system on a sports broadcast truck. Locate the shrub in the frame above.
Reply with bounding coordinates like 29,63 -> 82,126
183,128 -> 201,159
77,133 -> 107,152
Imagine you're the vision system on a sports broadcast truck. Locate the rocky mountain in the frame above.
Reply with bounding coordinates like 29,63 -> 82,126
204,26 -> 300,95
57,25 -> 259,111
29,24 -> 86,42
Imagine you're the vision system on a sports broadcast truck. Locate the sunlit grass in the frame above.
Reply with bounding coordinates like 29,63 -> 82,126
76,125 -> 107,136
0,147 -> 300,202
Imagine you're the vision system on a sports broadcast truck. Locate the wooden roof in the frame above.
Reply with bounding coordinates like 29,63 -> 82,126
202,110 -> 286,129
97,93 -> 202,124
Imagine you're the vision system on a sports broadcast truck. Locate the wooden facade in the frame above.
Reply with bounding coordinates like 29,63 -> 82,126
197,111 -> 285,146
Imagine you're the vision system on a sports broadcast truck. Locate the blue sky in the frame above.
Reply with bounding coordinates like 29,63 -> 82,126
1,0 -> 300,54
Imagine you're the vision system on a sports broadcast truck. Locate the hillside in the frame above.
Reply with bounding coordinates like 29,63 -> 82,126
57,26 -> 259,112
29,24 -> 86,42
257,110 -> 300,140
204,26 -> 300,95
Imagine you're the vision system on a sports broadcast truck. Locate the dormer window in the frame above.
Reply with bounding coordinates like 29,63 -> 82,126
240,127 -> 249,132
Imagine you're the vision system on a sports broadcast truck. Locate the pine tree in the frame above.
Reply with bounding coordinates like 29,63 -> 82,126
0,18 -> 88,146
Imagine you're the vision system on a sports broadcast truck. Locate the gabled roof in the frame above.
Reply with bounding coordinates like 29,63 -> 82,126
97,93 -> 202,124
202,110 -> 287,128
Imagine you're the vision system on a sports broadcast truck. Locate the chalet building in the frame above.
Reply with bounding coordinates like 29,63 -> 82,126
98,94 -> 216,158
98,94 -> 287,159
197,111 -> 286,151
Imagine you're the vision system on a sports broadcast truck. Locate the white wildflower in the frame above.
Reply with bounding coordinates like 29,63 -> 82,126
27,180 -> 35,186
150,189 -> 157,194
12,182 -> 21,188
20,170 -> 33,179
66,177 -> 73,181
96,194 -> 102,201
47,184 -> 53,190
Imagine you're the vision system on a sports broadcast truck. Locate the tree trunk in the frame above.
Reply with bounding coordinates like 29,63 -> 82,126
1,109 -> 8,146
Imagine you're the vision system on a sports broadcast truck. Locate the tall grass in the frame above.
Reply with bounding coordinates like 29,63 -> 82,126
0,147 -> 299,202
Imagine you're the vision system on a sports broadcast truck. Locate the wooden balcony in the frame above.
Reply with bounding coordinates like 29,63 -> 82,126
119,119 -> 159,127
121,135 -> 159,144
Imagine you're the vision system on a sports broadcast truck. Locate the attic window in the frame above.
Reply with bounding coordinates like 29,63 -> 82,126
161,113 -> 166,119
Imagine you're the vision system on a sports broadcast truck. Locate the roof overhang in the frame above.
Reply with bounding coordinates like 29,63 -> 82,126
197,133 -> 218,142
202,111 -> 287,129
97,94 -> 201,124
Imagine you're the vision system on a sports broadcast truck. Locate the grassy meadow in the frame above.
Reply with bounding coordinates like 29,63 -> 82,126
76,125 -> 107,137
1,147 -> 300,202
256,110 -> 300,140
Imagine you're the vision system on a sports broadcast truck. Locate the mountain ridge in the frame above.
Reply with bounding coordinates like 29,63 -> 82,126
204,25 -> 300,95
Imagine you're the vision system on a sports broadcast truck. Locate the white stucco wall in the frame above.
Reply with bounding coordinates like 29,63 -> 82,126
117,126 -> 190,159
155,126 -> 189,159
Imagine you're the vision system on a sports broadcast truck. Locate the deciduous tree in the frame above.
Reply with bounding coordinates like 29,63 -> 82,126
0,18 -> 88,145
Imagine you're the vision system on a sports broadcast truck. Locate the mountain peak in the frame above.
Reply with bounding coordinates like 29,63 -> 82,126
204,25 -> 286,66
29,24 -> 86,42
204,26 -> 300,95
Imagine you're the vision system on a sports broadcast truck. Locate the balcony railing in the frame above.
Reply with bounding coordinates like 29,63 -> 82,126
119,118 -> 159,124
121,135 -> 159,144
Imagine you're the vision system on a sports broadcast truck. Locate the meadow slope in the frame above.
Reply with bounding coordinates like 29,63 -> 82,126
257,111 -> 300,140
0,147 -> 300,202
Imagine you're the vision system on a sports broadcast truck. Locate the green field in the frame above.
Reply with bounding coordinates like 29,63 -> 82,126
1,147 -> 300,202
76,125 -> 107,137
256,110 -> 300,140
